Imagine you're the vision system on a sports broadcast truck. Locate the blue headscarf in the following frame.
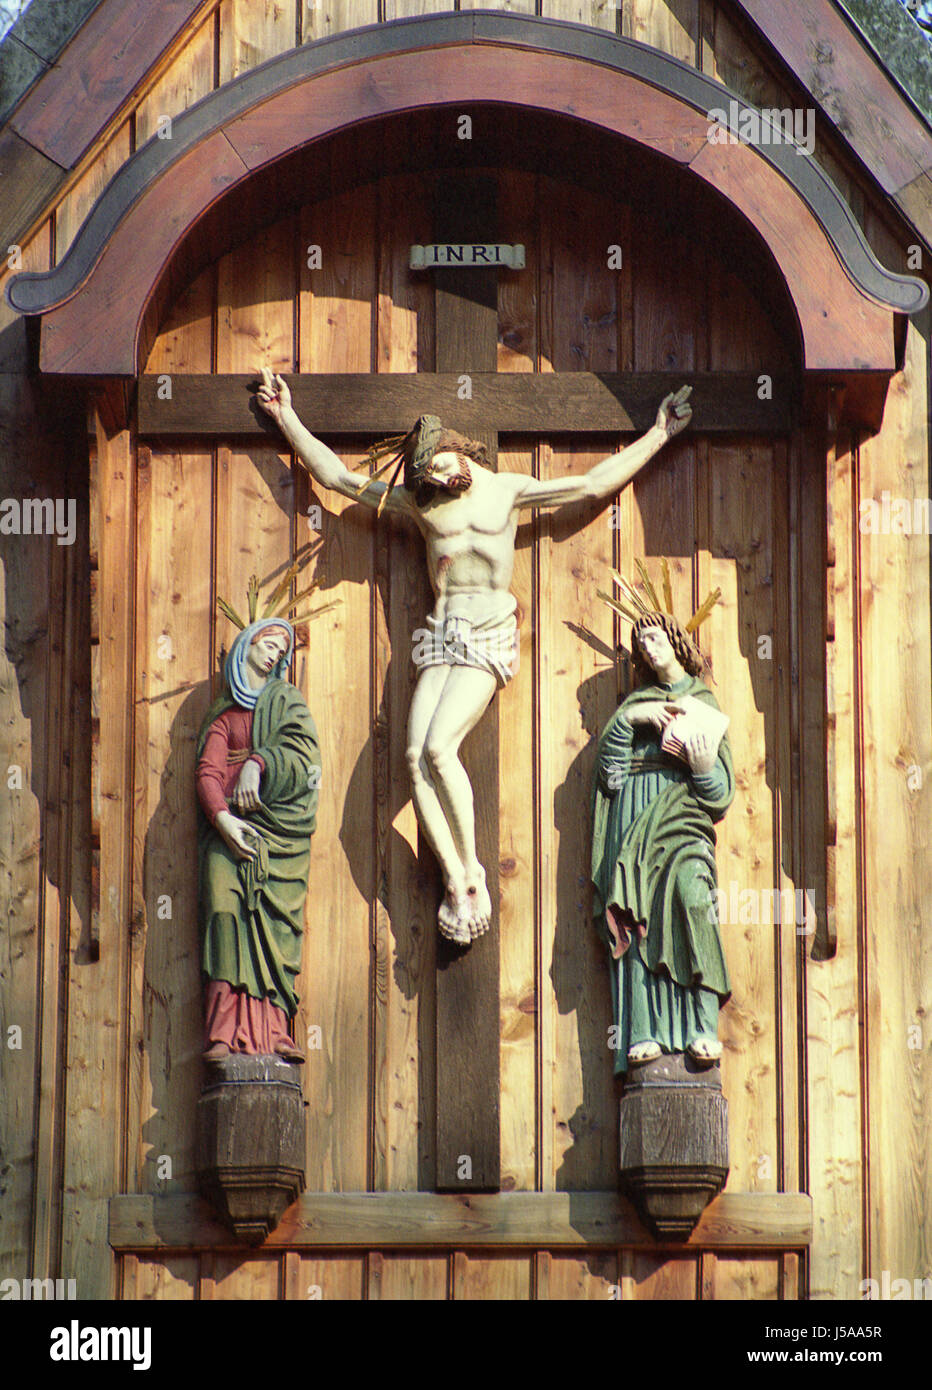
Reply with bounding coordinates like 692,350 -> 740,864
225,618 -> 295,710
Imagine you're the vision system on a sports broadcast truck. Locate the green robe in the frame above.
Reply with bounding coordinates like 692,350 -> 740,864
591,675 -> 734,1072
195,677 -> 321,1018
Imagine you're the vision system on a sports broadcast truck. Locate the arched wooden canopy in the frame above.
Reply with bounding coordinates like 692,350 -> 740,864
6,12 -> 927,377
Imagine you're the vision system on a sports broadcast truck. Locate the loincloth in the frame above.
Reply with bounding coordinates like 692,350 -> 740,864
414,595 -> 519,689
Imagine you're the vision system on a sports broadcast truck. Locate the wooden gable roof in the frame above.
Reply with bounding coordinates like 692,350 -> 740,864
1,0 -> 931,267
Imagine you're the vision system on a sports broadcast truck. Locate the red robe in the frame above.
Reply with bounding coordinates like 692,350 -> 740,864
195,706 -> 292,1054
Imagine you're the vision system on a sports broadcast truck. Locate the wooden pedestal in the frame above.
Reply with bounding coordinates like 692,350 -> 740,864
196,1054 -> 306,1245
619,1052 -> 729,1241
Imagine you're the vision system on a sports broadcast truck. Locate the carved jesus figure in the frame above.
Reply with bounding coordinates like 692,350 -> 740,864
256,368 -> 691,945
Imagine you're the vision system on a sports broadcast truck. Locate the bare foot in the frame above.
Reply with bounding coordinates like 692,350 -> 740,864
687,1035 -> 722,1064
627,1040 -> 662,1065
464,867 -> 492,940
438,885 -> 472,946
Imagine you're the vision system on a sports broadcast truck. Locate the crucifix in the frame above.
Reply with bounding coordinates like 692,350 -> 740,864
253,174 -> 691,1190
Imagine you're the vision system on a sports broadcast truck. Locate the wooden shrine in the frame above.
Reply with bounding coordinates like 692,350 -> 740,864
1,0 -> 930,1303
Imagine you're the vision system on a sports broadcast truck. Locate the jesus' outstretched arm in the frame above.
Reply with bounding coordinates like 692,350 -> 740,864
504,386 -> 692,510
255,368 -> 412,514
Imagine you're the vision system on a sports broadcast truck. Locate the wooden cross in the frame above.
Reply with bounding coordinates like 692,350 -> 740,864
136,203 -> 791,1195
431,173 -> 502,1191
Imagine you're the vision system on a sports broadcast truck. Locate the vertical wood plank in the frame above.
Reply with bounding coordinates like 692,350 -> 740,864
541,0 -> 617,30
130,1255 -> 199,1299
628,1253 -> 700,1299
199,1253 -> 282,1299
705,442 -> 778,1193
541,443 -> 619,1192
859,317 -> 932,1285
377,1256 -> 449,1299
134,14 -> 215,146
216,218 -> 295,375
498,442 -> 537,1192
219,0 -> 297,83
545,1253 -> 619,1299
373,162 -> 436,1191
54,125 -> 131,264
622,0 -> 698,64
297,185 -> 376,1192
61,411 -> 134,1298
453,1253 -> 532,1300
303,0 -> 378,40
284,1253 -> 365,1300
806,416 -> 863,1300
131,449 -> 214,1193
497,172 -> 538,376
705,1253 -> 781,1299
433,174 -> 501,1193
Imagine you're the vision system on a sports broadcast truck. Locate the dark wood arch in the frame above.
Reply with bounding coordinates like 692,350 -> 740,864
5,13 -> 926,376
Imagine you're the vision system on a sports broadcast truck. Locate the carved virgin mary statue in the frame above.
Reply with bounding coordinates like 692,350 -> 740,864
591,564 -> 734,1074
194,573 -> 329,1064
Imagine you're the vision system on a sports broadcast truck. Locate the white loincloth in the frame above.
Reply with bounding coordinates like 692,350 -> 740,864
414,594 -> 519,688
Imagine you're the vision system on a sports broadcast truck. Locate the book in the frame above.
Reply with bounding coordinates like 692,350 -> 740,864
660,694 -> 729,760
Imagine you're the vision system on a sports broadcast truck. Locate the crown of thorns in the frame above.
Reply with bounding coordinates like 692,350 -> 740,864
216,543 -> 340,632
355,415 -> 472,516
597,559 -> 721,672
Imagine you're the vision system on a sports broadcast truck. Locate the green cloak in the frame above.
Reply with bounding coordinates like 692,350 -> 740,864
195,677 -> 321,1017
591,675 -> 734,1067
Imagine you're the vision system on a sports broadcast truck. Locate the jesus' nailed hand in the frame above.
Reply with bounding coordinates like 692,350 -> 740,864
255,367 -> 692,947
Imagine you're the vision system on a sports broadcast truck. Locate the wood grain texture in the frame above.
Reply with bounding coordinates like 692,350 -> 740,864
54,124 -> 130,265
498,443 -> 537,1193
9,0 -> 208,168
218,0 -> 297,84
199,1252 -> 281,1298
138,372 -> 796,437
295,142 -> 378,1197
540,0 -> 617,30
733,0 -> 932,197
0,128 -> 65,255
453,1252 -> 532,1298
303,0 -> 378,41
806,411 -> 863,1300
625,1251 -> 700,1299
705,442 -> 779,1195
126,1253 -> 198,1299
544,1252 -> 618,1298
131,448 -> 213,1193
283,1252 -> 365,1299
109,1190 -> 813,1248
434,173 -> 501,1193
134,12 -> 215,147
61,410 -> 134,1298
858,316 -> 932,1287
539,444 -> 618,1194
622,0 -> 698,65
377,1255 -> 449,1299
703,1252 -> 780,1299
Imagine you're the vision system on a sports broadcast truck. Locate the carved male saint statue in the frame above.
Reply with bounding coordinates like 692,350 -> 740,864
256,368 -> 691,945
592,572 -> 733,1070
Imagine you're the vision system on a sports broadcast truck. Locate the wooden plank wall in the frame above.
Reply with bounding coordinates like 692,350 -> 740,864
1,0 -> 929,1303
101,162 -> 805,1301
